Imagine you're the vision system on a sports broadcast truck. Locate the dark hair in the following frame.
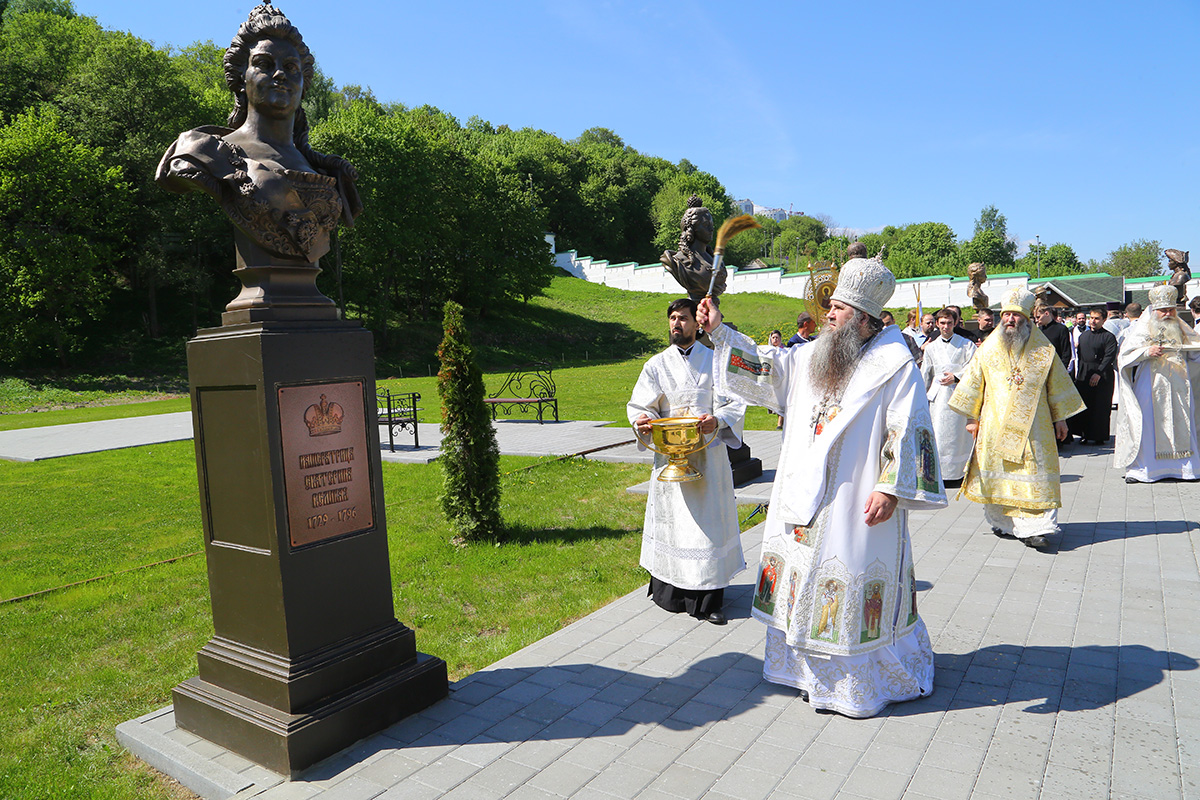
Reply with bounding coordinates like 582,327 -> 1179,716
1189,297 -> 1200,313
771,329 -> 782,337
667,298 -> 697,319
935,307 -> 956,321
1126,302 -> 1143,316
797,312 -> 814,326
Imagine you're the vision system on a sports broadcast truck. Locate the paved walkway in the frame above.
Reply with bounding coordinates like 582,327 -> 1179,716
102,413 -> 1200,800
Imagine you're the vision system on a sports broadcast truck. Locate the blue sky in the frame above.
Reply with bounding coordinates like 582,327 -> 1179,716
74,0 -> 1199,265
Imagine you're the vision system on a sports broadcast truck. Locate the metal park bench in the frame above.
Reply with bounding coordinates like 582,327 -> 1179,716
484,362 -> 559,423
377,388 -> 421,450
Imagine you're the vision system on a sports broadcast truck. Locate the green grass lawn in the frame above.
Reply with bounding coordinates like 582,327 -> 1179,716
0,440 -> 762,799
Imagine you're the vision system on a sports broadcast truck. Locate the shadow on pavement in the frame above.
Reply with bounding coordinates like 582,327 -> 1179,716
1055,519 -> 1197,552
889,643 -> 1197,718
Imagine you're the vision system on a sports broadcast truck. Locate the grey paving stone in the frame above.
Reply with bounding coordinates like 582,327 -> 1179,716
304,776 -> 387,800
672,738 -> 742,774
707,764 -> 783,800
524,757 -> 599,796
353,752 -> 425,788
904,763 -> 978,800
837,764 -> 911,800
642,763 -> 721,800
581,762 -> 658,796
407,756 -> 480,793
559,737 -> 625,770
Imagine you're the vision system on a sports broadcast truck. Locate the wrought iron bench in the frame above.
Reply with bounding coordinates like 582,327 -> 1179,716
484,362 -> 558,423
377,388 -> 420,450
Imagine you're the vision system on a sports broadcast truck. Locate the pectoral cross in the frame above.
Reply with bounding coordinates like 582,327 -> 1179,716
811,398 -> 840,437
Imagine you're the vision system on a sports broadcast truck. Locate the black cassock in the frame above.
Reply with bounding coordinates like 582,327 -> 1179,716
1069,327 -> 1119,442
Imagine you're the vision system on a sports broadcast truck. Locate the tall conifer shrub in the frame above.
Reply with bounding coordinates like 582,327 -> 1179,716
436,300 -> 503,541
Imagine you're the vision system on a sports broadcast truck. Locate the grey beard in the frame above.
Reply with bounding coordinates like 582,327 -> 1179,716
809,313 -> 868,398
999,318 -> 1031,353
1146,315 -> 1184,344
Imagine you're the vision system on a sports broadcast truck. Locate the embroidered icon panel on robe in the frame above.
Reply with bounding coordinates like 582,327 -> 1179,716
811,577 -> 846,644
784,568 -> 801,629
916,427 -> 940,494
754,554 -> 784,615
861,580 -> 886,643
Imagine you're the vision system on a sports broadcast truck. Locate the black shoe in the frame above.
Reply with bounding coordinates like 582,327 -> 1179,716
1023,535 -> 1049,549
1125,477 -> 1138,484
799,689 -> 809,702
701,610 -> 727,625
992,527 -> 1015,539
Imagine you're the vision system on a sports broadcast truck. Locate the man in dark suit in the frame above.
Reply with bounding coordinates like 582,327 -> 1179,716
1070,308 -> 1119,445
1035,303 -> 1073,370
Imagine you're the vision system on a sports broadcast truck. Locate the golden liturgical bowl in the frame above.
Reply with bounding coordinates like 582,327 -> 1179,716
636,416 -> 716,482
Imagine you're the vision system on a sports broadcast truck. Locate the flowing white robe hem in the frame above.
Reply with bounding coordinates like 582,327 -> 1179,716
762,623 -> 934,718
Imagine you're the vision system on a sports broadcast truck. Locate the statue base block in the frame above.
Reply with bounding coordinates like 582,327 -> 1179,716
174,652 -> 447,777
727,443 -> 762,486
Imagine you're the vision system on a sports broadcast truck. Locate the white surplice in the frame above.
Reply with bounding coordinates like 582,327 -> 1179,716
627,343 -> 746,591
921,334 -> 976,480
1114,317 -> 1200,482
710,324 -> 947,718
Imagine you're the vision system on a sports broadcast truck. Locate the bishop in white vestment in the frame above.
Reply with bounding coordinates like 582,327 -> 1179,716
921,310 -> 976,481
628,299 -> 747,624
1114,286 -> 1200,483
699,259 -> 948,717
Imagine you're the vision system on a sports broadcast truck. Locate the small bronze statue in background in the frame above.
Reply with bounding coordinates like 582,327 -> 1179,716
1166,249 -> 1190,305
661,195 -> 724,300
967,262 -> 989,310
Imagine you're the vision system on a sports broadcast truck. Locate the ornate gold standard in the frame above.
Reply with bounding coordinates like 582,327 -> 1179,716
135,4 -> 448,780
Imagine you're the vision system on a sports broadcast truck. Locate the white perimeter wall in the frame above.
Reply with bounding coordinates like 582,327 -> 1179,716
556,250 -> 1200,311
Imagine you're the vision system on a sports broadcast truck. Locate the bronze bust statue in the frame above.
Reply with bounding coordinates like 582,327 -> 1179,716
1166,249 -> 1190,305
661,195 -> 725,300
156,4 -> 362,323
966,262 -> 989,310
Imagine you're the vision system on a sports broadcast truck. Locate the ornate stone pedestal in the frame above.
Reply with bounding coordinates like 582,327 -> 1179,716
178,318 -> 447,776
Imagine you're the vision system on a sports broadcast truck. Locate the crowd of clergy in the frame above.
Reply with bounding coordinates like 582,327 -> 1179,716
626,257 -> 1199,720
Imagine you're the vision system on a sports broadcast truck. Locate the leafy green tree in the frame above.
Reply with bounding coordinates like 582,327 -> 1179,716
962,204 -> 1017,267
437,300 -> 502,543
1,0 -> 74,25
649,170 -> 734,254
1103,239 -> 1163,278
53,30 -> 228,337
0,111 -> 131,366
311,102 -> 552,333
959,228 -> 1013,272
1016,242 -> 1083,277
0,9 -> 100,119
886,222 -> 962,277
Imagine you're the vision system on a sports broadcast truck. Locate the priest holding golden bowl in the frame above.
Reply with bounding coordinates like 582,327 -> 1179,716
628,298 -> 747,625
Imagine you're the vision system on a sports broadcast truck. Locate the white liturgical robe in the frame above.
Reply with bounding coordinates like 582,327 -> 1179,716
921,334 -> 976,480
627,343 -> 746,591
710,323 -> 947,718
1114,317 -> 1200,482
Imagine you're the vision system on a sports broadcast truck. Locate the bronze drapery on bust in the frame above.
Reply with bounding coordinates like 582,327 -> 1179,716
156,3 -> 363,323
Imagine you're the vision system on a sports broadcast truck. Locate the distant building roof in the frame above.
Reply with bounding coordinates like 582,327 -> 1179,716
1029,274 -> 1124,307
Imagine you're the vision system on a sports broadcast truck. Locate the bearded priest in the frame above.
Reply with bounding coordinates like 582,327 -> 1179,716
697,257 -> 947,718
628,298 -> 748,625
948,287 -> 1085,550
1114,285 -> 1200,483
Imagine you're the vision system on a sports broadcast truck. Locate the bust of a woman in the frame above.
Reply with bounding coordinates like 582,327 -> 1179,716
156,3 -> 361,266
660,195 -> 725,300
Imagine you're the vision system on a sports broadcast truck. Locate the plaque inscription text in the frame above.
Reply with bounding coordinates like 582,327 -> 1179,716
278,381 -> 375,548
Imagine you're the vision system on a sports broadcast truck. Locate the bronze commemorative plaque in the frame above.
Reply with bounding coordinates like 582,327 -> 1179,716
278,381 -> 375,548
